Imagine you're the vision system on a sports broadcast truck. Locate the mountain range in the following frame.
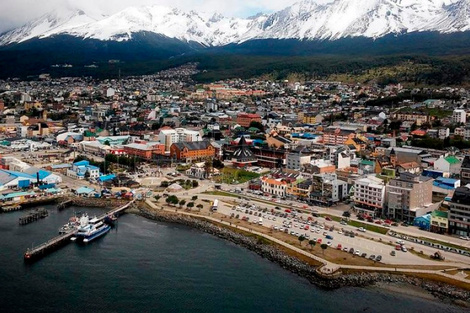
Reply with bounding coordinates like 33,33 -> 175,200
2,0 -> 470,80
1,0 -> 470,46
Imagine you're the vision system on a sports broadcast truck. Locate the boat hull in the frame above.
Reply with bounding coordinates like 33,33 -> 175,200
82,225 -> 111,243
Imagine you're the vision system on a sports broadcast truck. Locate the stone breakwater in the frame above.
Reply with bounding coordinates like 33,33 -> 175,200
138,207 -> 470,303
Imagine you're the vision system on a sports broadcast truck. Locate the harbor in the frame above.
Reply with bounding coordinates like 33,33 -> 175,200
24,199 -> 136,261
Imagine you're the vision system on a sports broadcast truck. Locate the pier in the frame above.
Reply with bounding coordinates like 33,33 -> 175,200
1,205 -> 22,212
19,209 -> 49,225
24,200 -> 136,261
57,199 -> 73,210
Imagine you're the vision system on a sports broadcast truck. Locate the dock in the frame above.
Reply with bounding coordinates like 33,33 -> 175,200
57,199 -> 73,210
1,204 -> 22,212
19,209 -> 49,225
24,200 -> 136,261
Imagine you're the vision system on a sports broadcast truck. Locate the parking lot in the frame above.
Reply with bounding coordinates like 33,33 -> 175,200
217,202 -> 450,266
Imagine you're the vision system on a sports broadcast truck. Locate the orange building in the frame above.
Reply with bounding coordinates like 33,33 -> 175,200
124,143 -> 165,159
170,141 -> 215,161
236,113 -> 262,128
322,128 -> 355,145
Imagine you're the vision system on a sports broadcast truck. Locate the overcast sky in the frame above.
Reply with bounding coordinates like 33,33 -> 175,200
0,0 -> 336,34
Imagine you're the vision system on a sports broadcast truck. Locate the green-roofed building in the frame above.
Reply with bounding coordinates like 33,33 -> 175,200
430,210 -> 448,234
434,155 -> 461,175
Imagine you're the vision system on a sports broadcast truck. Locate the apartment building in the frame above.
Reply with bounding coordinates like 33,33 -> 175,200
452,109 -> 466,124
386,172 -> 433,223
353,175 -> 386,218
449,187 -> 470,236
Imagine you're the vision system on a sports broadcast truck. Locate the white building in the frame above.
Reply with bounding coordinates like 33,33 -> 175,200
353,175 -> 386,217
158,128 -> 202,152
261,177 -> 287,197
438,128 -> 450,140
452,109 -> 466,124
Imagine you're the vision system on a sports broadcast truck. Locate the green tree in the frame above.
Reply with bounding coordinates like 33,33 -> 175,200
166,195 -> 179,206
192,180 -> 199,188
179,199 -> 186,208
104,140 -> 110,146
154,195 -> 161,201
320,243 -> 328,254
298,235 -> 306,246
191,195 -> 198,201
248,121 -> 265,132
161,181 -> 169,188
187,202 -> 194,209
308,240 -> 316,250
196,204 -> 203,211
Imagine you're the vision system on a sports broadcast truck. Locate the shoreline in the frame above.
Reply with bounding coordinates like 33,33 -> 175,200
136,205 -> 470,306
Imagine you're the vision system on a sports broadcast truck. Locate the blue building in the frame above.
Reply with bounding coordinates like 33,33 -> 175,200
413,214 -> 431,230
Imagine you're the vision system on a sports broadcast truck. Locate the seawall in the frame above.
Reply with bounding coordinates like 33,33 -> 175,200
137,205 -> 470,304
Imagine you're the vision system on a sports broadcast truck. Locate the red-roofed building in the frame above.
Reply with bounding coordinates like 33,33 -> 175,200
237,113 -> 262,128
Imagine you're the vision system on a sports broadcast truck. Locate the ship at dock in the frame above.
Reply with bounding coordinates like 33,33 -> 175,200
71,214 -> 111,243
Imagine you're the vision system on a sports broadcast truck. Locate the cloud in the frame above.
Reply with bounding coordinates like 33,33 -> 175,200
0,0 -> 333,33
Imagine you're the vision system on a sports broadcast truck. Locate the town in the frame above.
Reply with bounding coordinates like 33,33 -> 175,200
1,62 -> 470,280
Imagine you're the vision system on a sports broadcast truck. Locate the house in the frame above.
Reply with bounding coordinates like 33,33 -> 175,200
169,141 -> 215,161
434,155 -> 461,175
396,162 -> 421,175
236,113 -> 262,128
66,161 -> 100,180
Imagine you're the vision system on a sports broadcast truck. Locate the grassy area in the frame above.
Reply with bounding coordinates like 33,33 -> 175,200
417,237 -> 470,253
213,168 -> 260,184
348,220 -> 389,235
320,214 -> 342,223
203,191 -> 239,198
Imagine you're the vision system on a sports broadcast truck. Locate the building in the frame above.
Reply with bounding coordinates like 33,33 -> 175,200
169,141 -> 215,161
123,142 -> 165,159
261,177 -> 287,197
452,109 -> 466,124
434,155 -> 461,175
286,151 -> 311,171
322,128 -> 355,145
353,175 -> 386,218
230,136 -> 257,168
158,128 -> 202,152
66,160 -> 100,180
460,155 -> 470,185
449,187 -> 470,236
430,210 -> 448,234
236,113 -> 262,128
386,172 -> 433,223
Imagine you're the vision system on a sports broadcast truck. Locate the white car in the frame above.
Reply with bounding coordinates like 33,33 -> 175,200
459,236 -> 470,241
337,231 -> 343,235
326,241 -> 332,246
396,240 -> 405,245
354,250 -> 360,255
357,227 -> 366,232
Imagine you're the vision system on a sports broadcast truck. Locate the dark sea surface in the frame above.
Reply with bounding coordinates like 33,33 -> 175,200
0,205 -> 466,313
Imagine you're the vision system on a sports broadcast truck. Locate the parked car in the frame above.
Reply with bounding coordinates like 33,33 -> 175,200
337,244 -> 342,250
326,235 -> 333,240
361,253 -> 367,258
349,248 -> 355,254
401,246 -> 408,252
369,254 -> 376,260
376,255 -> 382,262
390,250 -> 396,256
357,227 -> 366,232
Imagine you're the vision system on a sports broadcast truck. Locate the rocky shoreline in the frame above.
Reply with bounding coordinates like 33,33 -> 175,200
137,207 -> 470,304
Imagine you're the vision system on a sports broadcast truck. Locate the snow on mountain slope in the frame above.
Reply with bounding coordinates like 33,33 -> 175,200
0,6 -> 104,45
1,0 -> 469,47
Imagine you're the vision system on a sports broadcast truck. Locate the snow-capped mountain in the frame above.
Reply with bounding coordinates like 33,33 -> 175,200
1,0 -> 470,46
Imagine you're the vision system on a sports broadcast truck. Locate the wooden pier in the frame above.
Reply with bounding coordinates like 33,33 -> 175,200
19,209 -> 49,225
24,200 -> 136,262
57,199 -> 73,210
1,204 -> 22,212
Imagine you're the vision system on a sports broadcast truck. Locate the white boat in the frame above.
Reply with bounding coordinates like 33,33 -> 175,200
74,214 -> 111,243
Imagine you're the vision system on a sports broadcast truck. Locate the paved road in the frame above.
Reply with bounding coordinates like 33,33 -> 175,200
197,193 -> 470,267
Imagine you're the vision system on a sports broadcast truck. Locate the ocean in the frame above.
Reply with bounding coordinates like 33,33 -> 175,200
0,205 -> 466,313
